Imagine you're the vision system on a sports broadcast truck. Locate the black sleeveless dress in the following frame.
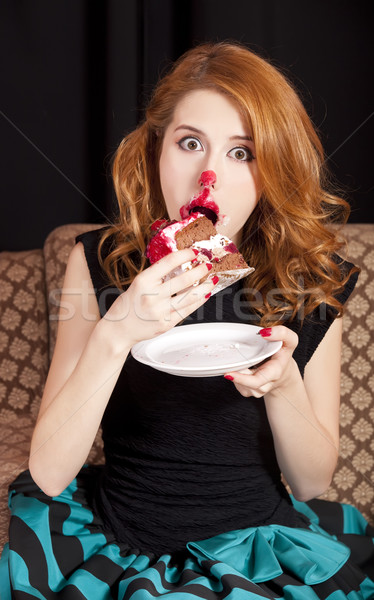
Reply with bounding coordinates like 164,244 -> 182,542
1,227 -> 373,599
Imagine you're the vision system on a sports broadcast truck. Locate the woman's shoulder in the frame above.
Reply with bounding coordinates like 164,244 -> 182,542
74,225 -> 143,317
75,226 -> 121,316
75,225 -> 141,269
75,225 -> 116,275
75,225 -> 111,254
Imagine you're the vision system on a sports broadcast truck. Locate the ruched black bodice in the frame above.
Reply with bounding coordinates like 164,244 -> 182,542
75,227 -> 358,554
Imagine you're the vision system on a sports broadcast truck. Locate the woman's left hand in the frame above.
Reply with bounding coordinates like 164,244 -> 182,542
224,326 -> 299,398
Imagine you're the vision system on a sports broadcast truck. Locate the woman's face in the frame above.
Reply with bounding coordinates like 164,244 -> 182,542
159,89 -> 261,246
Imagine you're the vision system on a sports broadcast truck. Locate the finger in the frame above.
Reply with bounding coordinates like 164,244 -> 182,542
164,261 -> 212,297
148,248 -> 198,281
166,279 -> 218,324
169,277 -> 217,318
224,369 -> 274,398
258,325 -> 298,352
224,369 -> 269,398
235,383 -> 272,398
224,365 -> 276,390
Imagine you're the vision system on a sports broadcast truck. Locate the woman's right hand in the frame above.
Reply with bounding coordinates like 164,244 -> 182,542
101,249 -> 216,351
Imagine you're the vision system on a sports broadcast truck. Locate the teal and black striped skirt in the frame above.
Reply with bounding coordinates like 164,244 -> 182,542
1,466 -> 373,599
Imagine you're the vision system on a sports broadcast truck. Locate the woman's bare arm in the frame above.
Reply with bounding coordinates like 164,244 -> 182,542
263,319 -> 342,501
29,242 -> 128,496
224,318 -> 342,501
29,243 -> 214,496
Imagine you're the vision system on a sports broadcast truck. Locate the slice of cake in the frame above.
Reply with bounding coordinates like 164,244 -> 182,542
146,213 -> 254,294
146,213 -> 216,263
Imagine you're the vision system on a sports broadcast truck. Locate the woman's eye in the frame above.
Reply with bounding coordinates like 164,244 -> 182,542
178,136 -> 203,151
228,146 -> 255,162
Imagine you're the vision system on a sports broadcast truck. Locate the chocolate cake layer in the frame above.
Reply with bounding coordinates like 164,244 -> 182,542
175,216 -> 217,250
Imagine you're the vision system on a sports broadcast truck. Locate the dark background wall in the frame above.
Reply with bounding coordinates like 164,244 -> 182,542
1,0 -> 373,251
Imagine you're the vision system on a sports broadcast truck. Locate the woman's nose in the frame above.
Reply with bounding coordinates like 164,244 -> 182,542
199,170 -> 217,188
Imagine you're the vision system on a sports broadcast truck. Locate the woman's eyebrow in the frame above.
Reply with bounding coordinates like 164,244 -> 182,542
174,125 -> 204,135
230,134 -> 253,142
174,125 -> 252,142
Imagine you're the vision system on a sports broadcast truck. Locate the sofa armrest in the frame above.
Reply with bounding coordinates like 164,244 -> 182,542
0,248 -> 50,539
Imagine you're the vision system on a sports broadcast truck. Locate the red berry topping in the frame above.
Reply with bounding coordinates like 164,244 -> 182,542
200,248 -> 213,260
179,205 -> 190,219
199,170 -> 216,187
181,191 -> 219,220
150,219 -> 168,232
224,242 -> 238,253
146,236 -> 172,263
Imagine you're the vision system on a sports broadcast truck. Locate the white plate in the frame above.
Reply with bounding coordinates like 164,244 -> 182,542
131,323 -> 282,377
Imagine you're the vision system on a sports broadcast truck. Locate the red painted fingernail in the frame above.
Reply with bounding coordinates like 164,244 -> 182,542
205,292 -> 211,299
192,249 -> 199,255
212,275 -> 219,285
191,258 -> 198,263
206,263 -> 213,271
224,375 -> 234,381
258,328 -> 272,337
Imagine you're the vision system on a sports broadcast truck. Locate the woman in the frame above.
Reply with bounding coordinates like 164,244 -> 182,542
1,41 -> 373,599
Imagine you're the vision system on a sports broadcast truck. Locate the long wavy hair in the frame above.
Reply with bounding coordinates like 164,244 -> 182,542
99,41 -> 358,325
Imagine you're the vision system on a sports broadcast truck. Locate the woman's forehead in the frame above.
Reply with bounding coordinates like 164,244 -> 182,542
167,89 -> 251,138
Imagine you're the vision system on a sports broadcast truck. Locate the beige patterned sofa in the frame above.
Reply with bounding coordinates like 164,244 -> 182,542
0,222 -> 373,550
